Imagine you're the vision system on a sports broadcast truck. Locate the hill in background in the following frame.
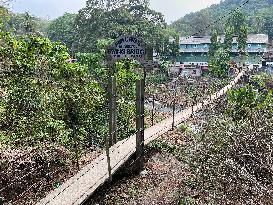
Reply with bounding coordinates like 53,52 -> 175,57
170,0 -> 273,37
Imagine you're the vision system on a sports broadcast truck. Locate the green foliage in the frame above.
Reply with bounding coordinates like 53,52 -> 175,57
0,4 -> 49,36
186,84 -> 198,101
177,123 -> 191,133
76,45 -> 109,89
0,29 -> 143,155
6,12 -> 49,36
0,31 -> 106,151
150,140 -> 177,155
262,15 -> 273,37
47,13 -> 77,52
208,30 -> 219,57
209,48 -> 230,78
223,26 -> 234,52
227,9 -> 249,64
0,6 -> 10,28
250,73 -> 273,89
74,0 -> 176,56
170,0 -> 273,37
146,73 -> 170,84
208,10 -> 248,78
76,39 -> 141,141
227,9 -> 247,34
227,84 -> 272,120
165,29 -> 180,61
171,10 -> 212,36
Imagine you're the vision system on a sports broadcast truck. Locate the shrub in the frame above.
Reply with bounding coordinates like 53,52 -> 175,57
187,104 -> 273,204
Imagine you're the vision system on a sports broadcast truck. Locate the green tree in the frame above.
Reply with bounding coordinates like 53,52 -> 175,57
75,0 -> 173,56
227,84 -> 272,121
0,5 -> 10,29
208,30 -> 219,57
209,10 -> 248,77
209,48 -> 230,78
170,0 -> 273,37
262,16 -> 273,37
6,12 -> 49,36
227,9 -> 248,65
252,15 -> 265,33
47,13 -> 77,53
238,24 -> 248,65
227,9 -> 247,35
209,28 -> 232,78
191,10 -> 212,36
0,31 -> 107,149
223,26 -> 234,52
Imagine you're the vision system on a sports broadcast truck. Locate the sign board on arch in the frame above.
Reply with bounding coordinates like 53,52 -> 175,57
107,36 -> 150,63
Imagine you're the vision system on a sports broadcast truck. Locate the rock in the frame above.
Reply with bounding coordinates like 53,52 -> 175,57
120,193 -> 130,198
140,169 -> 149,176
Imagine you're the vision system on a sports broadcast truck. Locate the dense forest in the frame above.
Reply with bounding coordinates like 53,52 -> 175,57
1,0 -> 178,55
171,0 -> 273,36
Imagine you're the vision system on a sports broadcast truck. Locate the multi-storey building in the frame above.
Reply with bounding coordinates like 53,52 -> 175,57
176,34 -> 269,67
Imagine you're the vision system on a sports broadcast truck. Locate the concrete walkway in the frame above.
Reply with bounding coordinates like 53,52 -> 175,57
37,70 -> 246,205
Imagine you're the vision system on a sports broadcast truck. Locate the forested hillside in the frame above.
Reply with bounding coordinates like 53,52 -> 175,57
171,0 -> 273,36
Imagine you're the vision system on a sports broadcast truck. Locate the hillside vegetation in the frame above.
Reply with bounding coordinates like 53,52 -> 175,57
171,0 -> 273,36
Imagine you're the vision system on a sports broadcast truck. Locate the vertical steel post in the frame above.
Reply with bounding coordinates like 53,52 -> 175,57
107,76 -> 117,181
136,79 -> 145,170
72,123 -> 80,171
112,76 -> 117,144
152,95 -> 155,126
108,76 -> 117,146
141,80 -> 145,146
105,133 -> 112,182
108,77 -> 113,147
172,81 -> 177,130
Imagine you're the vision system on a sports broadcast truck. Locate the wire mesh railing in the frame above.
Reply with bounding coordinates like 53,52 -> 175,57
144,75 -> 234,129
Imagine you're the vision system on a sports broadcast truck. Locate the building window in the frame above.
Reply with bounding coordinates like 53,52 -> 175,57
258,44 -> 261,47
194,45 -> 197,48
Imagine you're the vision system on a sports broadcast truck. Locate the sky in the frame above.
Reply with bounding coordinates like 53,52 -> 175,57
10,0 -> 221,24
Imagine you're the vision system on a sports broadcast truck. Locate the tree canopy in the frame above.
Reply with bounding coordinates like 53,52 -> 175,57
47,13 -> 77,53
171,0 -> 273,36
209,10 -> 248,78
74,0 -> 175,55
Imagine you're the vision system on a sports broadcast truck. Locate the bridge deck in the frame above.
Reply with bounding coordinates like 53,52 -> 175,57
37,71 -> 245,205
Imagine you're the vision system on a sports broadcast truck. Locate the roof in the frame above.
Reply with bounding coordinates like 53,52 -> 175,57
180,34 -> 269,45
246,34 -> 269,44
179,36 -> 211,45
